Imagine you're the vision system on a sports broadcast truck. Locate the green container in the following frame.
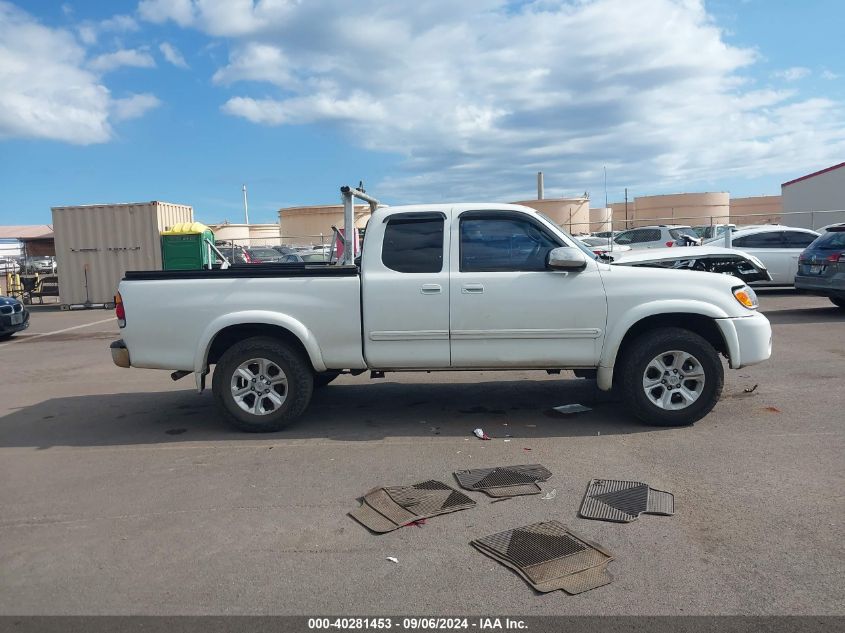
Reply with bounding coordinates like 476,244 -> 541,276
160,222 -> 215,270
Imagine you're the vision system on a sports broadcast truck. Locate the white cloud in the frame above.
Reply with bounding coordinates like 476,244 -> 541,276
100,14 -> 139,32
159,41 -> 189,68
0,2 -> 158,144
76,13 -> 138,45
138,0 -> 195,27
820,69 -> 839,80
212,43 -> 293,86
112,93 -> 162,121
143,0 -> 845,199
89,48 -> 156,73
222,94 -> 386,125
773,66 -> 811,81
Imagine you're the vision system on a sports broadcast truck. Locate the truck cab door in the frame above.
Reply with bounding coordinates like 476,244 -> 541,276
361,210 -> 451,368
449,210 -> 607,368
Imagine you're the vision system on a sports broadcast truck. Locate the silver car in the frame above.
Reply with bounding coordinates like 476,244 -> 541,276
614,225 -> 701,249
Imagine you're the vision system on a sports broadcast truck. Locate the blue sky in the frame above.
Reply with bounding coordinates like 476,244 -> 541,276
1,0 -> 843,226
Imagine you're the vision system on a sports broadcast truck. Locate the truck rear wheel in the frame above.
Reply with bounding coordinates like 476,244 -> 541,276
618,327 -> 723,427
212,336 -> 314,432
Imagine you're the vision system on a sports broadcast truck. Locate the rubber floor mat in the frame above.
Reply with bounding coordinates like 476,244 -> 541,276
454,464 -> 552,498
579,479 -> 675,523
349,480 -> 476,533
471,521 -> 613,594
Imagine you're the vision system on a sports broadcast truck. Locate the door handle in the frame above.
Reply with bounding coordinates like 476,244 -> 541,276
420,284 -> 442,294
462,283 -> 485,294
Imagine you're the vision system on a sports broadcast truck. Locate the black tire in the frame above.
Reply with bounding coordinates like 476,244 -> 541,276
314,371 -> 341,388
830,297 -> 845,309
618,327 -> 724,427
212,336 -> 314,432
0,332 -> 14,341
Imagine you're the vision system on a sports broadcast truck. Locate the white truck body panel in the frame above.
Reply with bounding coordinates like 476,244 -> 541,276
117,202 -> 771,387
120,275 -> 365,372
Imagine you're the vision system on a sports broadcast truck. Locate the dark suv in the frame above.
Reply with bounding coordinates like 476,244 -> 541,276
0,295 -> 29,340
795,224 -> 845,309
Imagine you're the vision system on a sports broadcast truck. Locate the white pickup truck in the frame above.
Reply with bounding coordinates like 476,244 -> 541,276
111,187 -> 772,432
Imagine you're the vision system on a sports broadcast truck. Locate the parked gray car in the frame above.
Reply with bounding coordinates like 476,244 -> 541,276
795,224 -> 845,309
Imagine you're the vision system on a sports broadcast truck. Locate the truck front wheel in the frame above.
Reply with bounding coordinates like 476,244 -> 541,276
212,336 -> 314,432
618,327 -> 723,426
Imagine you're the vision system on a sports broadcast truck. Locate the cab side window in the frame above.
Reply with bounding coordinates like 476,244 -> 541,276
460,213 -> 560,272
734,232 -> 784,248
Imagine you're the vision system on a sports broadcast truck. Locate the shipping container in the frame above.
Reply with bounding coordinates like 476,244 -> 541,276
51,202 -> 193,307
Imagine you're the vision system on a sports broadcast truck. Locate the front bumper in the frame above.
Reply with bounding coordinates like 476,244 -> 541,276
716,312 -> 772,369
110,339 -> 131,368
0,308 -> 29,335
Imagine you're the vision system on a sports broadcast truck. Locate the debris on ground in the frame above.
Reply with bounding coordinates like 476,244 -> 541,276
541,489 -> 557,500
386,556 -> 399,563
473,428 -> 491,440
503,439 -> 511,442
523,447 -> 532,452
764,406 -> 781,413
744,384 -> 759,393
551,404 -> 592,415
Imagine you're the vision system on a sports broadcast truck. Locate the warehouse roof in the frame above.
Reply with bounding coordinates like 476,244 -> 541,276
0,225 -> 54,239
782,162 -> 845,187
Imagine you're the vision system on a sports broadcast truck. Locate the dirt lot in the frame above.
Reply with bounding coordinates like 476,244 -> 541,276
0,292 -> 842,616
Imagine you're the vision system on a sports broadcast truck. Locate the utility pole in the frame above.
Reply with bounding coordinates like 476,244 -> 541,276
603,166 -> 608,209
624,187 -> 628,229
242,184 -> 250,225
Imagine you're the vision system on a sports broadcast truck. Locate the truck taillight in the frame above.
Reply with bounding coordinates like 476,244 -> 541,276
665,241 -> 674,247
827,252 -> 844,263
115,293 -> 126,328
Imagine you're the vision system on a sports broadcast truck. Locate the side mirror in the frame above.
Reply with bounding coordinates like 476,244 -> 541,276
547,246 -> 588,271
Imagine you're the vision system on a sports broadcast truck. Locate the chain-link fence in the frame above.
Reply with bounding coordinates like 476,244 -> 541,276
212,233 -> 345,265
566,208 -> 845,235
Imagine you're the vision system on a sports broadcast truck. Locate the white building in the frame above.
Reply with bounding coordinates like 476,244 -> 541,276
781,162 -> 845,229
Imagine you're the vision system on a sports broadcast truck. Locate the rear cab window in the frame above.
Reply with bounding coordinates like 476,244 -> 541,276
381,214 -> 445,273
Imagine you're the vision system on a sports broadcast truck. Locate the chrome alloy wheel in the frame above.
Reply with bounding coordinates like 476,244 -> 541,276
642,350 -> 706,411
230,357 -> 288,416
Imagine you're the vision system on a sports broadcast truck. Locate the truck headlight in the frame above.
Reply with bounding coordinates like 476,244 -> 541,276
733,285 -> 758,310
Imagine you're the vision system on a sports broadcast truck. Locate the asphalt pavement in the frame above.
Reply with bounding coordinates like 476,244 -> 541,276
0,294 -> 842,615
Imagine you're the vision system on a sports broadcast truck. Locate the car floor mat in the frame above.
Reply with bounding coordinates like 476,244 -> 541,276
470,521 -> 613,594
578,479 -> 675,523
349,480 -> 476,533
454,464 -> 551,498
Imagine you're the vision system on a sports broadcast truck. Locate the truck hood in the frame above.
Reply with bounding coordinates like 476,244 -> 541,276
596,261 -> 756,319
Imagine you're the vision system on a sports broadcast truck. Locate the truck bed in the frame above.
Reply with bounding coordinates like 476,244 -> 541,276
119,264 -> 364,372
124,263 -> 359,280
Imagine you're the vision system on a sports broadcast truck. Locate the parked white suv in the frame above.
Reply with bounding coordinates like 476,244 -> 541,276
614,225 -> 700,249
